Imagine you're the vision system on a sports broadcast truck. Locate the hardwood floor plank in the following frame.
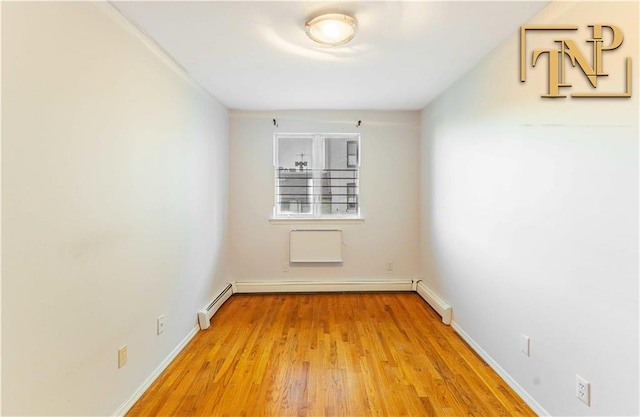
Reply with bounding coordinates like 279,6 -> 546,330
126,293 -> 535,417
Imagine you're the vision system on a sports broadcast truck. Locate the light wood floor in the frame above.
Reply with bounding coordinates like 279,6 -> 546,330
127,293 -> 535,416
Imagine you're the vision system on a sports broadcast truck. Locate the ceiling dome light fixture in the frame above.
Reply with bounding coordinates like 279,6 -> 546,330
305,13 -> 357,46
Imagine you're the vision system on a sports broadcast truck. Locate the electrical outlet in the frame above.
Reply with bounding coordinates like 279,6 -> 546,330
387,261 -> 393,271
157,315 -> 165,335
118,345 -> 127,368
520,334 -> 530,356
576,375 -> 590,406
283,262 -> 289,273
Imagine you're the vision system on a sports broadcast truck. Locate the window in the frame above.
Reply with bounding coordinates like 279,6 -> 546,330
274,133 -> 360,219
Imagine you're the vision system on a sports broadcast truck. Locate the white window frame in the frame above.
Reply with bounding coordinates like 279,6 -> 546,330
273,133 -> 361,220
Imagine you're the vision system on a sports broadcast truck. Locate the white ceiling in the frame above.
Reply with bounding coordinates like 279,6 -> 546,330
112,1 -> 548,110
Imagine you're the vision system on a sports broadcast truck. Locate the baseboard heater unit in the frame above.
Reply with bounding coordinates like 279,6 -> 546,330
197,283 -> 234,330
416,280 -> 452,325
289,229 -> 343,263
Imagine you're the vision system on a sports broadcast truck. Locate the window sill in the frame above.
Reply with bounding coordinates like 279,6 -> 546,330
269,217 -> 365,225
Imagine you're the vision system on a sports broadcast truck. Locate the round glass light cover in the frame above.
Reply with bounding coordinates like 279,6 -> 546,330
305,14 -> 357,46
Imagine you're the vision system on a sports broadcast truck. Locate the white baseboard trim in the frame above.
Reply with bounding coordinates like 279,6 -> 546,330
415,280 -> 452,325
233,279 -> 414,294
451,321 -> 550,417
111,325 -> 199,417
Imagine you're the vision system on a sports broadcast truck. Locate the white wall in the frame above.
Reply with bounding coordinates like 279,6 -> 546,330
2,2 -> 229,415
229,110 -> 420,282
419,2 -> 638,416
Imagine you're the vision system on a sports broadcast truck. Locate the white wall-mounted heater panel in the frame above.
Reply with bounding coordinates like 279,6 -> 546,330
289,229 -> 343,263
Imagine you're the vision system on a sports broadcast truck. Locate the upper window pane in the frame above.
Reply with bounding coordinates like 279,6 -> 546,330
277,137 -> 314,171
